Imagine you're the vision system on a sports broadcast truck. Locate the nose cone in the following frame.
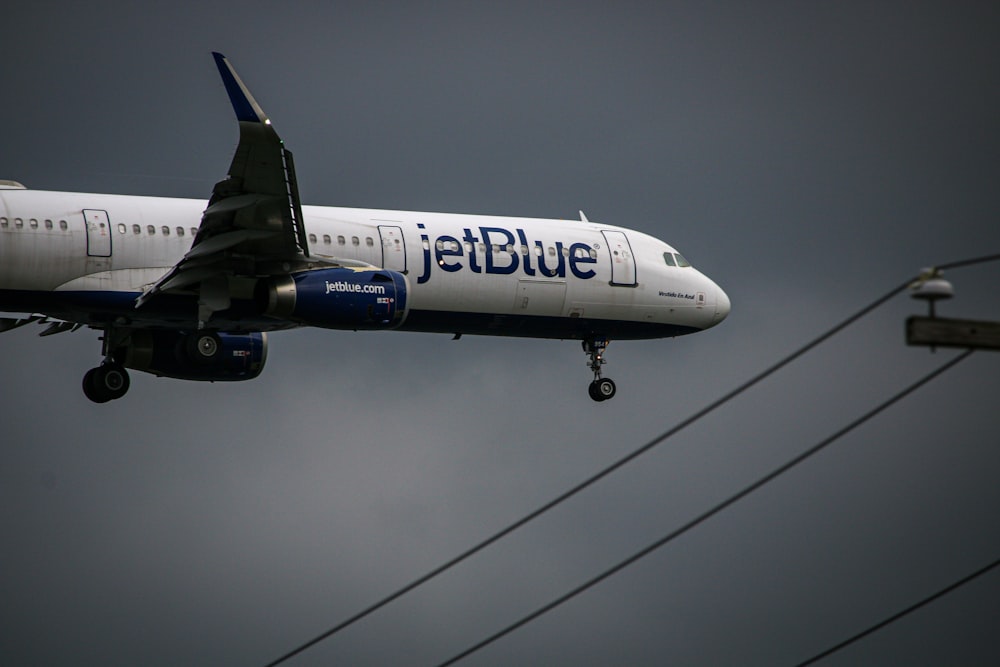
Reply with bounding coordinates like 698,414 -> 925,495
712,285 -> 731,326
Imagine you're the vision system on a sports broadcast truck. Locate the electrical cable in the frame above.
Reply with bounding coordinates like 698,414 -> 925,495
263,253 -> 1000,667
938,252 -> 1000,271
793,555 -> 1000,666
433,349 -> 973,666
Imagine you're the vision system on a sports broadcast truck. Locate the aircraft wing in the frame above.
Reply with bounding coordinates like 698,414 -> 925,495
136,52 -> 312,320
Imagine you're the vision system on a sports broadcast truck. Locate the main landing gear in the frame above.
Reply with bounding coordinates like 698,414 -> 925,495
583,337 -> 616,402
83,362 -> 131,403
82,326 -> 131,404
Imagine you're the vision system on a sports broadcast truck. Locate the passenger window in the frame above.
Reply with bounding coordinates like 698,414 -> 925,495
308,233 -> 317,243
366,237 -> 374,247
0,217 -> 7,228
45,219 -> 53,230
323,234 -> 331,244
147,225 -> 155,235
132,224 -> 140,234
15,218 -> 23,228
352,236 -> 359,246
60,220 -> 68,230
176,227 -> 185,237
662,252 -> 676,267
29,218 -> 38,229
162,226 -> 170,236
674,253 -> 691,268
118,223 -> 126,234
190,228 -> 198,237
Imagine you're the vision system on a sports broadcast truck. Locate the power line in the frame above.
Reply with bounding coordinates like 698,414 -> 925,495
433,349 -> 974,667
793,555 -> 1000,666
263,253 -> 1000,667
937,252 -> 1000,272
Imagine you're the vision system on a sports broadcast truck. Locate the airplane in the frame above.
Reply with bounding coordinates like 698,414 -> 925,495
0,52 -> 729,404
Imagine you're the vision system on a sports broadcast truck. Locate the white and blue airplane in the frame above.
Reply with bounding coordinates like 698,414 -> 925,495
0,53 -> 729,403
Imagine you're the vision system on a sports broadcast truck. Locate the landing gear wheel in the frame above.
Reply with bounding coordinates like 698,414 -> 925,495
588,380 -> 601,401
588,378 -> 616,402
83,363 -> 131,403
82,367 -> 106,403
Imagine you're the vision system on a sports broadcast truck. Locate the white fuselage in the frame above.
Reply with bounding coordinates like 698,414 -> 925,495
0,186 -> 729,339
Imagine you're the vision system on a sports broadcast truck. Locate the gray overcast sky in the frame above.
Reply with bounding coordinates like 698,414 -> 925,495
2,2 -> 999,665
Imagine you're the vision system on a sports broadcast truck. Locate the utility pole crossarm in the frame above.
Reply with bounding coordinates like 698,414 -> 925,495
907,316 -> 1000,351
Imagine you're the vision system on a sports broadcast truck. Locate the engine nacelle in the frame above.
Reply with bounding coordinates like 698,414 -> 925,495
121,330 -> 268,382
259,268 -> 409,329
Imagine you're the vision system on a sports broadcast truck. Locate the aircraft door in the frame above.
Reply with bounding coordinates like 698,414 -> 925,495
84,209 -> 112,257
601,230 -> 636,286
378,225 -> 407,273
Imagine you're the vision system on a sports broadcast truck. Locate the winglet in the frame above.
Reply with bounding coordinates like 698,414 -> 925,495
212,52 -> 270,125
579,210 -> 590,223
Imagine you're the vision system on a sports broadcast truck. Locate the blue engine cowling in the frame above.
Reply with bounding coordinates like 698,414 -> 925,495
259,268 -> 409,329
121,330 -> 268,381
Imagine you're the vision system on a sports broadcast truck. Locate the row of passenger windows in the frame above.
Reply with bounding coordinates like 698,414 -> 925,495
301,233 -> 586,259
0,216 -> 197,238
3,217 -> 613,262
0,217 -> 68,230
117,223 -> 198,237
306,233 -> 379,247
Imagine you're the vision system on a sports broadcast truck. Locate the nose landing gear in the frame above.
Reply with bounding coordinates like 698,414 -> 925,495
583,337 -> 616,402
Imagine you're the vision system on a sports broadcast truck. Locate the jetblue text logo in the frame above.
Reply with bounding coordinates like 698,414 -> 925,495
325,280 -> 387,295
417,226 -> 598,284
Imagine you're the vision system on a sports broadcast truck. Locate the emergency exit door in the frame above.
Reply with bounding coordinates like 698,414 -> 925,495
601,230 -> 636,286
84,209 -> 112,257
378,225 -> 407,273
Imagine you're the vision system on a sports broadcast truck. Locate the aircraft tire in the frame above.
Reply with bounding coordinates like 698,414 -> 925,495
83,367 -> 109,403
588,381 -> 600,401
591,378 -> 616,401
83,364 -> 130,403
589,378 -> 616,402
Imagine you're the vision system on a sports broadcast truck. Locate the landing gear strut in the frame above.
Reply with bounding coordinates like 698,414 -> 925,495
583,337 -> 616,402
82,326 -> 132,403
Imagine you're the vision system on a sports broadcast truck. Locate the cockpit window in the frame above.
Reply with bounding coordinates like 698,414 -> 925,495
662,252 -> 676,267
674,253 -> 691,268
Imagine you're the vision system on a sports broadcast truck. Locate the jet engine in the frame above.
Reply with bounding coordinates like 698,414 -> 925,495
258,268 -> 409,329
121,330 -> 268,381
